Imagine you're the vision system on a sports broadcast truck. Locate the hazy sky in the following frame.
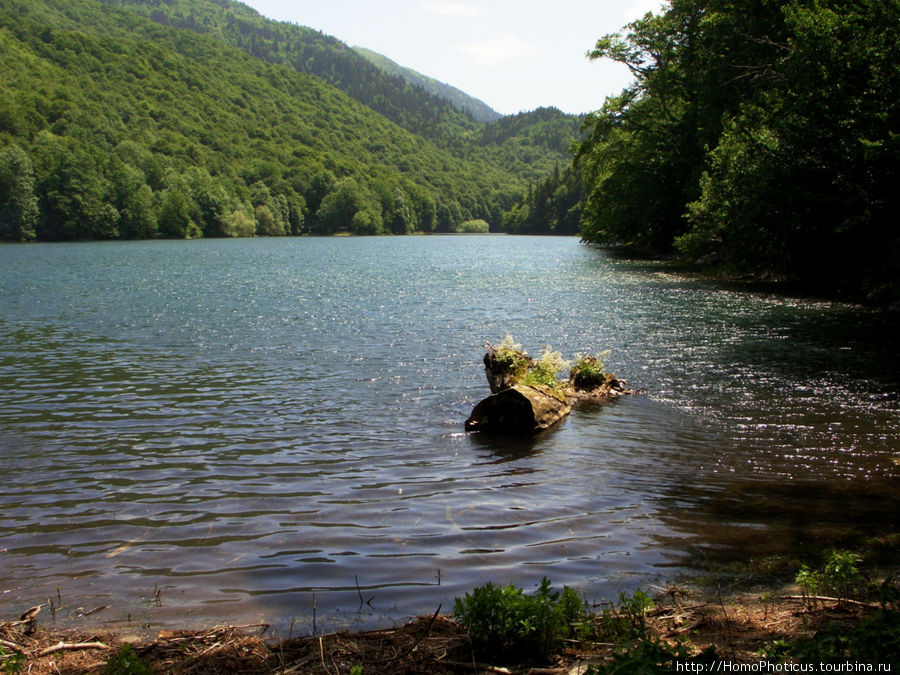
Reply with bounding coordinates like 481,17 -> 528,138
239,0 -> 665,116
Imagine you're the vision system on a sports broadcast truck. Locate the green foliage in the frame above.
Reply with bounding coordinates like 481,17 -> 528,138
796,550 -> 866,608
0,144 -> 39,241
315,177 -> 384,235
587,638 -> 717,675
569,351 -> 611,390
491,335 -> 532,383
521,347 -> 571,389
503,163 -> 584,235
583,590 -> 718,674
105,644 -> 150,675
477,108 -> 586,184
453,577 -> 589,662
589,590 -> 655,643
0,644 -> 26,674
490,338 -> 617,393
488,337 -> 572,391
353,46 -> 501,123
452,218 -> 490,233
764,609 -> 900,665
577,0 -> 900,300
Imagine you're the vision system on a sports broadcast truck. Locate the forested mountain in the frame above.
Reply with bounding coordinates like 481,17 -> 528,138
100,0 -> 481,145
572,0 -> 900,301
353,46 -> 502,123
0,0 -> 581,241
108,0 -> 580,179
503,164 -> 584,236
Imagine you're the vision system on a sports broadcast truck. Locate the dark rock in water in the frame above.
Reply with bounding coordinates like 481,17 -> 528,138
465,384 -> 573,434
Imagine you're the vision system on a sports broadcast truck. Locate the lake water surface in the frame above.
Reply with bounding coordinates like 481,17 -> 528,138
1,236 -> 898,633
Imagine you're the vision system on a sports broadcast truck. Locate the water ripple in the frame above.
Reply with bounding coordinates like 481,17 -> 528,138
1,237 -> 898,632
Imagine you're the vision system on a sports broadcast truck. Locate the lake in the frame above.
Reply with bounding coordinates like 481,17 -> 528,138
1,235 -> 898,634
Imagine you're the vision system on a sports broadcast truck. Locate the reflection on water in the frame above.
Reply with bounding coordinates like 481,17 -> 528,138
0,236 -> 898,633
654,478 -> 900,579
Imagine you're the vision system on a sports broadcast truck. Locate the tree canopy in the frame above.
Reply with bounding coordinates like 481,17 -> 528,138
574,0 -> 900,300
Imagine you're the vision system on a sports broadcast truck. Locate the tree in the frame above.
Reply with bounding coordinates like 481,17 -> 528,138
0,144 -> 39,241
436,200 -> 463,232
108,158 -> 157,239
405,182 -> 436,232
31,133 -> 119,240
188,169 -> 232,237
388,186 -> 414,234
315,177 -> 383,234
678,0 -> 900,294
157,182 -> 199,238
503,164 -> 583,235
578,0 -> 900,298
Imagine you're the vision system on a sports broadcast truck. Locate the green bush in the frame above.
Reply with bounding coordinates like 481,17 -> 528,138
105,644 -> 150,675
766,554 -> 900,664
453,577 -> 588,662
796,550 -> 866,607
764,610 -> 900,664
587,638 -> 718,674
453,218 -> 490,233
0,644 -> 26,674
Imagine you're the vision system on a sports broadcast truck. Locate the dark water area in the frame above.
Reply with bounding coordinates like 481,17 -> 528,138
1,236 -> 898,634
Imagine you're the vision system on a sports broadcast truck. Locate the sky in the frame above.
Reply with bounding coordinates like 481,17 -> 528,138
238,0 -> 666,116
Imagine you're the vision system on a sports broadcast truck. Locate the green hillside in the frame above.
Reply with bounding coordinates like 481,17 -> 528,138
104,0 -> 580,180
0,0 -> 579,241
353,46 -> 501,123
100,0 -> 482,145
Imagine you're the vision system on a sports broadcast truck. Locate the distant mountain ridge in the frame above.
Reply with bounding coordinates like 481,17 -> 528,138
352,46 -> 502,123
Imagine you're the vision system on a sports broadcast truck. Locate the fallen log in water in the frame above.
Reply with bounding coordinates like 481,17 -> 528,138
465,384 -> 572,434
465,338 -> 637,435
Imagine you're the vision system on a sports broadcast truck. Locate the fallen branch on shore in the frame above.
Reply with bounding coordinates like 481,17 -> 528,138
778,594 -> 883,609
37,640 -> 112,657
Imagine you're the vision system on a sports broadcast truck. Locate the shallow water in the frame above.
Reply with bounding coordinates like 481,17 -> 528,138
1,236 -> 897,633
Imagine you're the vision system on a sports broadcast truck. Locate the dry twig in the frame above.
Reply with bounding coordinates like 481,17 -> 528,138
778,595 -> 880,609
37,640 -> 112,657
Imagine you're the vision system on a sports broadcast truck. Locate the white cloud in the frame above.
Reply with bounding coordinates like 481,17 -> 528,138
455,34 -> 544,65
424,2 -> 488,18
622,0 -> 666,21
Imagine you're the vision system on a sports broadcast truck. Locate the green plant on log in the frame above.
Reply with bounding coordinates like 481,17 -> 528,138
492,335 -> 532,382
521,347 -> 571,390
569,351 -> 612,390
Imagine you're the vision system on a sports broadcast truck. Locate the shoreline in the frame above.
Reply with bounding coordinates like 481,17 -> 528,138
4,578 -> 897,673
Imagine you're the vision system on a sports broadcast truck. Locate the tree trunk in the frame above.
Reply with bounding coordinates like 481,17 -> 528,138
464,384 -> 572,435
